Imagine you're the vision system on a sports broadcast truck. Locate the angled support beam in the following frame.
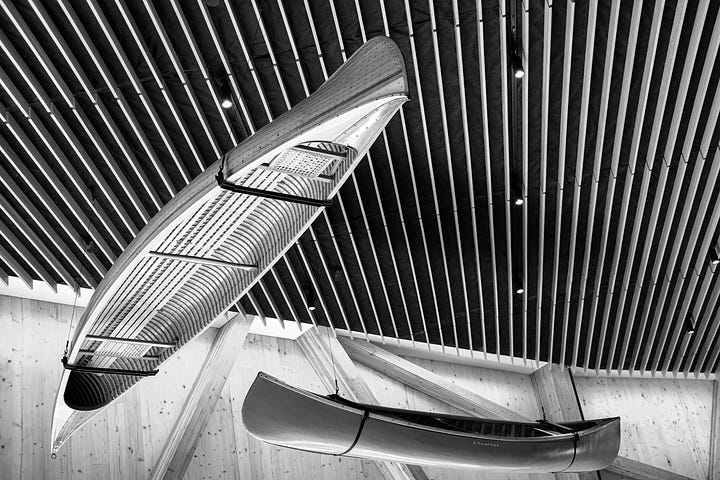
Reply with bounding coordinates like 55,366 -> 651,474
532,364 -> 690,480
603,456 -> 693,480
711,379 -> 720,480
531,365 -> 598,480
297,327 -> 427,480
337,335 -> 530,422
149,310 -> 253,480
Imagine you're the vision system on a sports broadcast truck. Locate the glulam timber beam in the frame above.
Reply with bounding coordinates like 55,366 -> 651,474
336,336 -> 530,422
532,364 -> 689,480
149,310 -> 253,480
296,327 -> 427,480
530,365 -> 595,480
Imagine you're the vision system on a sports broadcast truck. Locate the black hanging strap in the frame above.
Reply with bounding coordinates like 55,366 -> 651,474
62,357 -> 158,377
215,154 -> 334,207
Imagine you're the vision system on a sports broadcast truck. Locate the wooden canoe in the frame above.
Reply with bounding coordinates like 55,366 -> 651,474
50,36 -> 408,455
242,372 -> 621,472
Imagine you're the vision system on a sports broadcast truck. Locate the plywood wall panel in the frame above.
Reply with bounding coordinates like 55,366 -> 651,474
575,376 -> 712,479
0,295 -> 215,480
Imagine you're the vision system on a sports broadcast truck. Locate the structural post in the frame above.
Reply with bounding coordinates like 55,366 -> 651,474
296,327 -> 428,480
149,309 -> 253,480
711,379 -> 720,480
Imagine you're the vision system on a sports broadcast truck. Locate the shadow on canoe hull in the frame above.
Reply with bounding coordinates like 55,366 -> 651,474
242,372 -> 620,473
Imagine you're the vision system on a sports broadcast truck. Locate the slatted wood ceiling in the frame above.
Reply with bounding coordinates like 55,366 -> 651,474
0,0 -> 719,376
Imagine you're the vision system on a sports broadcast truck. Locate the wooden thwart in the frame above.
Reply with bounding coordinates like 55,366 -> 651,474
85,334 -> 176,349
147,251 -> 257,271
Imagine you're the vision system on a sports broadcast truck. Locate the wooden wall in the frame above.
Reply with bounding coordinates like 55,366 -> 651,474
576,375 -> 713,479
0,295 -> 714,479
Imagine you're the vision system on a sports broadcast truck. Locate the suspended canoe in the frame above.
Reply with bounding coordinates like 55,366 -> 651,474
50,36 -> 408,455
242,372 -> 621,472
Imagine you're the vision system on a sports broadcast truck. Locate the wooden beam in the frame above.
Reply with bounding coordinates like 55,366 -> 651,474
531,364 -> 597,480
711,379 -> 720,480
297,327 -> 426,480
337,335 -> 530,422
149,310 -> 253,480
603,456 -> 693,480
532,364 -> 692,480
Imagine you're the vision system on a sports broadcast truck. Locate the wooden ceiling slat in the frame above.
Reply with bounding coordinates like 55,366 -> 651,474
589,0 -> 643,374
115,1 -> 208,171
520,0 -> 529,364
87,0 -> 191,186
453,0 -> 484,356
1,2 -> 139,239
295,241 -> 346,334
349,167 -> 402,340
476,0 -> 501,360
55,0 -> 165,211
398,0 -> 446,351
391,113 -> 433,348
535,0 -> 552,366
281,256 -> 319,330
620,0 -> 689,374
641,3 -> 718,374
498,0 -> 515,360
682,265 -> 718,374
270,266 -> 302,331
286,2 -> 385,341
0,160 -> 82,289
196,0 -> 257,135
1,113 -> 106,282
0,34 -> 121,265
0,240 -> 32,288
603,0 -> 666,374
223,0 -> 274,124
426,0 -> 466,354
59,0 -> 177,200
564,0 -> 597,370
547,0 -> 575,367
576,0 -> 619,371
142,1 -> 221,160
169,0 -> 239,148
0,216 -> 56,291
246,290 -> 267,327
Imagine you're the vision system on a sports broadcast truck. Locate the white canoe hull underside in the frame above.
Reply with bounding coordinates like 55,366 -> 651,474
51,36 -> 408,454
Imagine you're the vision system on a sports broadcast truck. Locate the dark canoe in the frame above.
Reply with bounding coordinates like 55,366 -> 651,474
242,372 -> 620,473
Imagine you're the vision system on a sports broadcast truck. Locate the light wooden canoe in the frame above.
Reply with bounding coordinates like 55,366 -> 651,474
242,372 -> 621,472
50,36 -> 408,455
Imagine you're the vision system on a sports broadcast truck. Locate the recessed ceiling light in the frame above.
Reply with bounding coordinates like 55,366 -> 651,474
511,54 -> 524,79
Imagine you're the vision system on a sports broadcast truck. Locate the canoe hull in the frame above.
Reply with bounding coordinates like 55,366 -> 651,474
51,37 -> 408,454
242,372 -> 621,472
